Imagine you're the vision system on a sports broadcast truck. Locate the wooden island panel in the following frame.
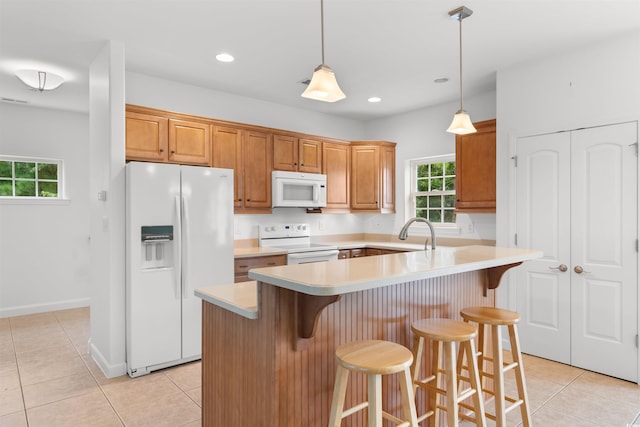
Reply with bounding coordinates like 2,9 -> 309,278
201,270 -> 494,426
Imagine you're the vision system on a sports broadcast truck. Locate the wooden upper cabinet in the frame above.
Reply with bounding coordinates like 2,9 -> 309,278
168,119 -> 211,166
273,135 -> 322,173
455,119 -> 496,213
350,141 -> 396,213
243,130 -> 273,211
125,111 -> 169,162
381,144 -> 395,212
322,141 -> 350,211
212,126 -> 243,209
298,139 -> 322,173
212,126 -> 272,213
273,134 -> 298,171
125,106 -> 211,166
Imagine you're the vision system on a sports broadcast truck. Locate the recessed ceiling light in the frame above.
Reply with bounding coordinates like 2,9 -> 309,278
368,97 -> 382,103
216,53 -> 234,63
434,77 -> 449,84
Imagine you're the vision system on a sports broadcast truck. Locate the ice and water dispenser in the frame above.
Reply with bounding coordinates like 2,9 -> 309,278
140,225 -> 174,269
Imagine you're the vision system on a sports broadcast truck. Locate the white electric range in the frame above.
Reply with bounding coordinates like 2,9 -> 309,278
258,223 -> 339,264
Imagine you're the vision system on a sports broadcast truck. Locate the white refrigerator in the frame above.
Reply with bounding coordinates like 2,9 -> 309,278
125,161 -> 234,377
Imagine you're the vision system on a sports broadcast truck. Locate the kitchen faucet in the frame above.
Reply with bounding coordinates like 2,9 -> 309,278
398,217 -> 437,250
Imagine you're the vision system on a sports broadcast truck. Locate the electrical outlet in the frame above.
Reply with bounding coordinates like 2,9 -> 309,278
318,220 -> 324,231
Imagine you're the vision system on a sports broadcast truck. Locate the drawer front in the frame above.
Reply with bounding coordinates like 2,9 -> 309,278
234,255 -> 287,275
338,250 -> 351,260
350,248 -> 366,258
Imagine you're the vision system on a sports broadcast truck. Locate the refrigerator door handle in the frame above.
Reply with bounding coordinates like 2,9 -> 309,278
174,195 -> 182,300
182,195 -> 190,299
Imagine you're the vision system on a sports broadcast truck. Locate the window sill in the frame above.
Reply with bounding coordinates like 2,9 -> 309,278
403,223 -> 461,236
0,198 -> 71,206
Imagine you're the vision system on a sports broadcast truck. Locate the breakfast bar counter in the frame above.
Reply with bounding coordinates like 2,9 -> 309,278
196,245 -> 541,426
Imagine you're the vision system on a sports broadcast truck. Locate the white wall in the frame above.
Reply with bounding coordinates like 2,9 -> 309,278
364,90 -> 497,240
496,30 -> 640,309
0,104 -> 90,317
88,41 -> 127,377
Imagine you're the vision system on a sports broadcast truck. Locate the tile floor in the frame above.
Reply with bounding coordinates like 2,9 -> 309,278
1,307 -> 639,426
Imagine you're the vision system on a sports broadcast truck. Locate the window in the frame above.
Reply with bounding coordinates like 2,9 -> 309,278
410,155 -> 456,224
0,156 -> 63,199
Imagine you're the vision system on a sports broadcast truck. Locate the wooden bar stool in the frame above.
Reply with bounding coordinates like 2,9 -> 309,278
460,306 -> 531,427
328,340 -> 418,427
411,318 -> 486,427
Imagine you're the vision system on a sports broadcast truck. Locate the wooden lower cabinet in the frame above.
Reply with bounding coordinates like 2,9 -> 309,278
234,254 -> 286,283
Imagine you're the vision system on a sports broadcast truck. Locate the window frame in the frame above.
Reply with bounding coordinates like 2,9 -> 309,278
408,154 -> 458,231
0,155 -> 67,203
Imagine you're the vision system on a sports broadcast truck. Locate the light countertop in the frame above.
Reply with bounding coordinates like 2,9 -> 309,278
248,245 -> 542,296
195,281 -> 258,319
201,245 -> 542,319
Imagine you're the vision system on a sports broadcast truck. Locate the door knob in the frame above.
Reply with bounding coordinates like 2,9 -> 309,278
574,265 -> 591,274
549,264 -> 568,272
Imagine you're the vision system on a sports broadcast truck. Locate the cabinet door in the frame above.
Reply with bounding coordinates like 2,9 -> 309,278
455,119 -> 496,212
125,111 -> 169,162
168,119 -> 211,166
323,142 -> 350,211
273,134 -> 298,171
381,145 -> 395,213
243,131 -> 273,210
351,145 -> 380,210
213,126 -> 243,208
338,250 -> 351,260
298,139 -> 322,173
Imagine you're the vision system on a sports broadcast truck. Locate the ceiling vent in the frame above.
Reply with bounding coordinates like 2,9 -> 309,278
2,97 -> 29,104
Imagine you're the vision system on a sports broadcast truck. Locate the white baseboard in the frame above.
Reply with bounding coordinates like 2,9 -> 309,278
0,297 -> 90,318
89,339 -> 127,379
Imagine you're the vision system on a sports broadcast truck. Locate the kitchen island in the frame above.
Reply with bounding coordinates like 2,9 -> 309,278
196,245 -> 541,426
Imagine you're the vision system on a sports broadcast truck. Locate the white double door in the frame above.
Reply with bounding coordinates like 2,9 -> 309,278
515,122 -> 638,381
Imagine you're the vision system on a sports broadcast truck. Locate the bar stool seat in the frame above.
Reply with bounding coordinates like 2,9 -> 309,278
329,340 -> 418,427
460,306 -> 531,427
411,318 -> 486,427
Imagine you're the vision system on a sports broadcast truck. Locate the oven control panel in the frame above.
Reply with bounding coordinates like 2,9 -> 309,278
259,223 -> 310,239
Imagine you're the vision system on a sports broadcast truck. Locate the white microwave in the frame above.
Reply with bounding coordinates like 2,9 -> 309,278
272,171 -> 327,208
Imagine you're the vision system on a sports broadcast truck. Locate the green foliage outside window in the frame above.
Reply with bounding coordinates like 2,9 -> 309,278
0,159 -> 60,198
414,160 -> 456,224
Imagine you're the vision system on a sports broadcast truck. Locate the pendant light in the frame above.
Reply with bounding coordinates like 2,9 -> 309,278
446,6 -> 476,135
301,0 -> 346,102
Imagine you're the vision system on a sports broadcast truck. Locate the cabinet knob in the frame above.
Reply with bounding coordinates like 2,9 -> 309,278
159,149 -> 164,153
171,150 -> 175,154
247,199 -> 251,202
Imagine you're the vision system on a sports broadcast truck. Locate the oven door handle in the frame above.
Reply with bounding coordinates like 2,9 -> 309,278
287,250 -> 339,260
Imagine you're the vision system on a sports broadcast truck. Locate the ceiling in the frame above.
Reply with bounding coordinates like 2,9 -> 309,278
1,0 -> 639,121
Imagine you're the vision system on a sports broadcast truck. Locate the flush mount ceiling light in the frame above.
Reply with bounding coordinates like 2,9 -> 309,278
301,0 -> 346,103
15,70 -> 64,92
368,97 -> 382,103
446,6 -> 476,135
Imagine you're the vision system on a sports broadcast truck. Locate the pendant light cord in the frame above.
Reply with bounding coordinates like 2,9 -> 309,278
320,0 -> 325,64
458,18 -> 463,111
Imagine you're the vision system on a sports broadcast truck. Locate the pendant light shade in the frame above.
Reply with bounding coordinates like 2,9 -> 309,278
16,70 -> 64,92
447,6 -> 476,135
301,0 -> 346,102
301,64 -> 346,102
447,110 -> 476,134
